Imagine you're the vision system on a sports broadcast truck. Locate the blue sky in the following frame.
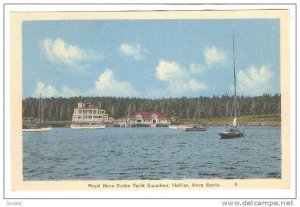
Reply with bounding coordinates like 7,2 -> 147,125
22,19 -> 280,98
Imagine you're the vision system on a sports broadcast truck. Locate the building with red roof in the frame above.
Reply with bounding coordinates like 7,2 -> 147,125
114,112 -> 171,127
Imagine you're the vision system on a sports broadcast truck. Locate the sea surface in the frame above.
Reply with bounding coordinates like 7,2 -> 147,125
23,126 -> 281,180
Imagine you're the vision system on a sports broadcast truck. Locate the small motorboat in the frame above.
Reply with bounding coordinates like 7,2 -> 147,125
184,124 -> 206,131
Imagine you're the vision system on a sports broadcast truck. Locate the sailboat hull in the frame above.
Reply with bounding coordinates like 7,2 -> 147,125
219,130 -> 244,139
22,127 -> 52,132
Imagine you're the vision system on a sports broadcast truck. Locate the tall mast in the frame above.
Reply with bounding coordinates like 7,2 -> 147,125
41,96 -> 43,123
127,105 -> 130,122
39,93 -> 41,127
196,97 -> 200,124
232,34 -> 237,120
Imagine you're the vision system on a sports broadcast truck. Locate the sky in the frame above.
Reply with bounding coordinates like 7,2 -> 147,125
22,19 -> 280,98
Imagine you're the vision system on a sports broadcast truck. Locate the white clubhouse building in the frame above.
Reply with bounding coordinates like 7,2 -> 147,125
71,102 -> 108,127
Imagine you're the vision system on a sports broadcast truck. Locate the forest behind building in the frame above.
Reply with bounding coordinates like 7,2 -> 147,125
22,94 -> 281,123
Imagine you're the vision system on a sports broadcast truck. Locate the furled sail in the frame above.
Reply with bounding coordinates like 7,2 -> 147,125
232,118 -> 237,127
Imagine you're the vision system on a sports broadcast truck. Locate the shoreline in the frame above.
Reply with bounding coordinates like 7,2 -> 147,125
199,122 -> 281,127
23,117 -> 281,128
23,122 -> 281,128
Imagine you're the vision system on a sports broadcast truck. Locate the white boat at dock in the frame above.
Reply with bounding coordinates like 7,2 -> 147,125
70,125 -> 105,129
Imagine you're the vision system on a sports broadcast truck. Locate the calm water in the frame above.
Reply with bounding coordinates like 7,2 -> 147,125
23,126 -> 281,180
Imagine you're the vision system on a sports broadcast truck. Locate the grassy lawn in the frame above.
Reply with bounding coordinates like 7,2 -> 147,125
179,114 -> 281,126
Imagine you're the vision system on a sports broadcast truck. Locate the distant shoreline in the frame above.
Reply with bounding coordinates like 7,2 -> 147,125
201,122 -> 281,127
23,119 -> 281,128
177,120 -> 281,127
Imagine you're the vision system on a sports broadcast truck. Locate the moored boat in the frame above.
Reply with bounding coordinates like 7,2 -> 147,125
219,127 -> 244,139
22,93 -> 52,132
184,98 -> 206,132
22,127 -> 52,132
219,35 -> 244,139
184,124 -> 206,131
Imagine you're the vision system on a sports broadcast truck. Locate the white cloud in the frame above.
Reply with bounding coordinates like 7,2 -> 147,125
39,38 -> 96,69
188,79 -> 206,91
236,65 -> 276,95
156,60 -> 188,81
119,43 -> 145,60
62,86 -> 80,97
33,82 -> 81,98
204,47 -> 226,65
190,63 -> 206,74
155,60 -> 206,96
34,70 -> 140,98
34,81 -> 60,98
93,69 -> 140,97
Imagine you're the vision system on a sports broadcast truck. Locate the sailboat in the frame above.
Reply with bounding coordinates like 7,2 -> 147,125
184,97 -> 206,131
124,105 -> 132,127
23,94 -> 52,132
219,35 -> 244,139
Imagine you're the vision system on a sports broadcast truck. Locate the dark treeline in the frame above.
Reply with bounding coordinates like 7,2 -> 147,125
22,94 -> 281,121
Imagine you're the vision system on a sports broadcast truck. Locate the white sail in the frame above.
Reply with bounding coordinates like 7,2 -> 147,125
232,118 -> 237,127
